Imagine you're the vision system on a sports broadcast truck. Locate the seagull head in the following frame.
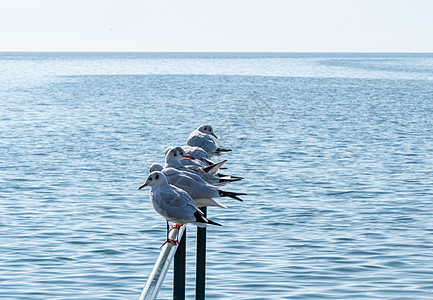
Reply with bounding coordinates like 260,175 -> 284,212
138,171 -> 167,189
149,163 -> 163,173
164,147 -> 173,157
197,124 -> 218,139
165,146 -> 194,163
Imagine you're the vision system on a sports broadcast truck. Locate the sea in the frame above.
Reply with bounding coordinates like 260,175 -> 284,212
1,52 -> 433,299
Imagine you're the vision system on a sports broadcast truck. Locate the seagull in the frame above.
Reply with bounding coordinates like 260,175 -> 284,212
165,147 -> 241,185
150,162 -> 246,209
187,125 -> 232,157
150,163 -> 227,208
182,145 -> 228,169
181,145 -> 212,161
165,146 -> 231,175
138,171 -> 222,246
165,146 -> 225,173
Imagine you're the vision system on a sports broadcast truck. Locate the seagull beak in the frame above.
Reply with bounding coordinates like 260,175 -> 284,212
138,183 -> 148,190
184,155 -> 195,160
211,133 -> 218,139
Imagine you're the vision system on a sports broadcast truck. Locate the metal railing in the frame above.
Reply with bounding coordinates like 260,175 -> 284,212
139,207 -> 208,300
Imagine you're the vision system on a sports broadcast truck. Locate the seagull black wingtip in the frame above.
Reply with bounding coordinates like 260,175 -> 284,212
218,190 -> 247,201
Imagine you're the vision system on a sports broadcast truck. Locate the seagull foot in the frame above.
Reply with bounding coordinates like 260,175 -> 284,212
160,238 -> 179,248
161,224 -> 183,248
168,224 -> 183,233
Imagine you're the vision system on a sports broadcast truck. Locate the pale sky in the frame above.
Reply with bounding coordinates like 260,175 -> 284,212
1,0 -> 433,52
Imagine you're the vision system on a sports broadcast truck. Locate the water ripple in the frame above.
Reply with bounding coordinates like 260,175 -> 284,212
1,53 -> 433,299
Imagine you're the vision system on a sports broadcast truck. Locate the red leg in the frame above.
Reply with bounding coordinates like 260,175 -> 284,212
160,237 -> 179,248
173,224 -> 183,243
166,221 -> 170,240
160,221 -> 182,248
160,224 -> 183,248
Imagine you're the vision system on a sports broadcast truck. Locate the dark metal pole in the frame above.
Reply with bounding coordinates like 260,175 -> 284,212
195,207 -> 207,300
173,227 -> 186,300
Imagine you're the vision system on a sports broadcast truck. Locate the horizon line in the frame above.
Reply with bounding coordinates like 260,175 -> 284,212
1,50 -> 433,54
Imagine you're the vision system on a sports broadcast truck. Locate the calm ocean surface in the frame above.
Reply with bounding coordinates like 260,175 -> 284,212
1,52 -> 433,299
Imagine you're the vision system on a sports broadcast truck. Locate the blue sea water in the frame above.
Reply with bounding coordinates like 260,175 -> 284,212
1,52 -> 433,299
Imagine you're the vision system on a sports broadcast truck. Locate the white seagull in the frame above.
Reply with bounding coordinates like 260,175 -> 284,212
165,147 -> 241,185
182,145 -> 212,162
165,146 -> 225,174
181,145 -> 227,169
149,163 -> 227,208
187,125 -> 232,156
138,171 -> 221,246
150,163 -> 245,209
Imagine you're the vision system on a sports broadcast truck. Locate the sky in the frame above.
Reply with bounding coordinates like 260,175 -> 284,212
1,0 -> 433,52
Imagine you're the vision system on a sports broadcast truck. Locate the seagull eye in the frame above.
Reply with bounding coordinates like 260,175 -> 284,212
155,174 -> 159,180
149,177 -> 152,181
173,153 -> 177,157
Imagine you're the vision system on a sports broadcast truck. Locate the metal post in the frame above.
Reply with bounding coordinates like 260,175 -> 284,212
139,226 -> 185,300
173,228 -> 186,300
195,207 -> 207,300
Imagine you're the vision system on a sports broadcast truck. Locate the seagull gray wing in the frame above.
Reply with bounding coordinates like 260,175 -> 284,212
158,186 -> 199,223
166,171 -> 219,199
183,145 -> 212,161
180,158 -> 208,169
163,167 -> 205,184
187,133 -> 217,154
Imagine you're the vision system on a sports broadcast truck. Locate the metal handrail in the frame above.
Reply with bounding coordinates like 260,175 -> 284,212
139,207 -> 209,300
139,225 -> 186,300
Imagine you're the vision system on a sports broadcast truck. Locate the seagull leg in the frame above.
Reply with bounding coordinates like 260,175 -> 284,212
160,222 -> 180,248
160,239 -> 178,248
160,237 -> 179,248
166,221 -> 170,240
173,224 -> 183,244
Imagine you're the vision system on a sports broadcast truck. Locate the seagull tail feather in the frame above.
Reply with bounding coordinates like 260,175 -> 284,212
217,147 -> 232,152
218,190 -> 246,201
194,211 -> 222,226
